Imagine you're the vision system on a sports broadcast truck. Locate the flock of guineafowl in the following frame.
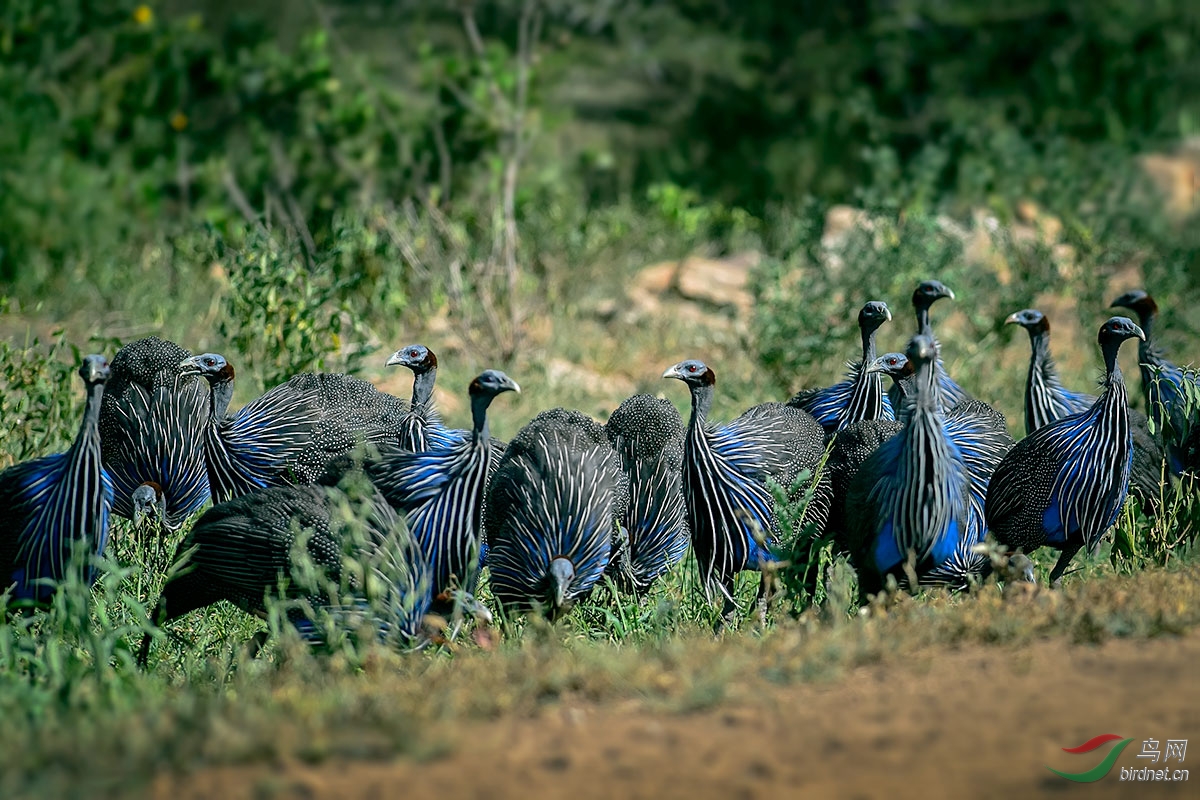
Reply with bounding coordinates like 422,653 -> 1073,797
1,281 -> 1196,660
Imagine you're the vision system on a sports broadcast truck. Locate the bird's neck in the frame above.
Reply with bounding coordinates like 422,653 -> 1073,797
1029,329 -> 1053,370
687,384 -> 714,430
1136,310 -> 1164,365
861,325 -> 878,364
1024,331 -> 1053,433
914,359 -> 940,413
1102,340 -> 1127,395
209,378 -> 235,419
915,307 -> 931,337
470,392 -> 492,443
77,380 -> 106,450
411,369 -> 437,410
1140,309 -> 1156,344
1027,329 -> 1068,389
845,335 -> 883,426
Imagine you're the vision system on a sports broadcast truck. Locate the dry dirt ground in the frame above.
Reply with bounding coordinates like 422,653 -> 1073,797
147,631 -> 1200,800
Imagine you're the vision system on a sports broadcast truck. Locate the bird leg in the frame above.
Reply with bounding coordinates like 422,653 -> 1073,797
243,630 -> 270,660
714,580 -> 739,634
136,632 -> 154,669
1047,543 -> 1083,589
756,569 -> 776,628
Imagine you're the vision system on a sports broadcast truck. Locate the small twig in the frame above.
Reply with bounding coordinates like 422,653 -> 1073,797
460,2 -> 511,116
269,137 -> 317,266
431,118 -> 453,203
222,170 -> 270,238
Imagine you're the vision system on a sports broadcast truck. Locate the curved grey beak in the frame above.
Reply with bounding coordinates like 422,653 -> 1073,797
385,350 -> 406,368
662,364 -> 684,380
178,356 -> 201,374
549,557 -> 575,608
463,594 -> 494,626
1004,312 -> 1021,325
81,356 -> 111,384
1132,323 -> 1146,341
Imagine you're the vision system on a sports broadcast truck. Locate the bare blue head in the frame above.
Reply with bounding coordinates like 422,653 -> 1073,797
662,359 -> 716,388
79,354 -> 111,386
179,352 -> 234,385
386,344 -> 438,374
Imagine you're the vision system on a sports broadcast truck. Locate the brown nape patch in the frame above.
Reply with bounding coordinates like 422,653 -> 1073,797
216,362 -> 235,384
142,480 -> 165,499
425,349 -> 439,371
701,366 -> 717,386
468,377 -> 483,396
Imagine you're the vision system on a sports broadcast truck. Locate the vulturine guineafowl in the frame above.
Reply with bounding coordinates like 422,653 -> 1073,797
385,343 -> 507,471
100,337 -> 211,531
1007,308 -> 1167,515
789,301 -> 895,433
485,408 -> 627,617
1005,310 -> 1097,434
367,370 -> 519,616
603,393 -> 689,593
140,471 -> 431,665
845,336 -> 997,593
1110,290 -> 1197,475
888,280 -> 971,411
131,482 -> 167,536
875,350 -> 1014,539
663,359 -> 826,617
0,355 -> 114,604
821,417 -> 904,551
986,317 -> 1145,586
386,344 -> 460,453
180,353 -> 410,504
819,351 -> 913,546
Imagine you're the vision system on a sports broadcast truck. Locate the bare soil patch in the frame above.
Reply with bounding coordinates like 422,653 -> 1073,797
149,631 -> 1200,799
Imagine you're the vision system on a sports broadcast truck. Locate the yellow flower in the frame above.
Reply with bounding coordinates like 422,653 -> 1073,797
169,111 -> 188,131
133,5 -> 153,26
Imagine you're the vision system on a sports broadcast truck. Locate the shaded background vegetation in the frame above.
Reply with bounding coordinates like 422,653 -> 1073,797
4,1 -> 1200,368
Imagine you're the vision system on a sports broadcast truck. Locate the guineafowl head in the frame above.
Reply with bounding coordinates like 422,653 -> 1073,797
179,353 -> 234,385
549,557 -> 575,609
1109,289 -> 1157,318
79,354 -> 111,386
1098,316 -> 1145,348
1005,553 -> 1037,584
906,334 -> 939,369
132,481 -> 166,529
469,370 -> 521,399
865,352 -> 912,381
859,301 -> 892,333
662,359 -> 716,388
386,344 -> 438,374
1005,308 -> 1050,335
912,280 -> 954,311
